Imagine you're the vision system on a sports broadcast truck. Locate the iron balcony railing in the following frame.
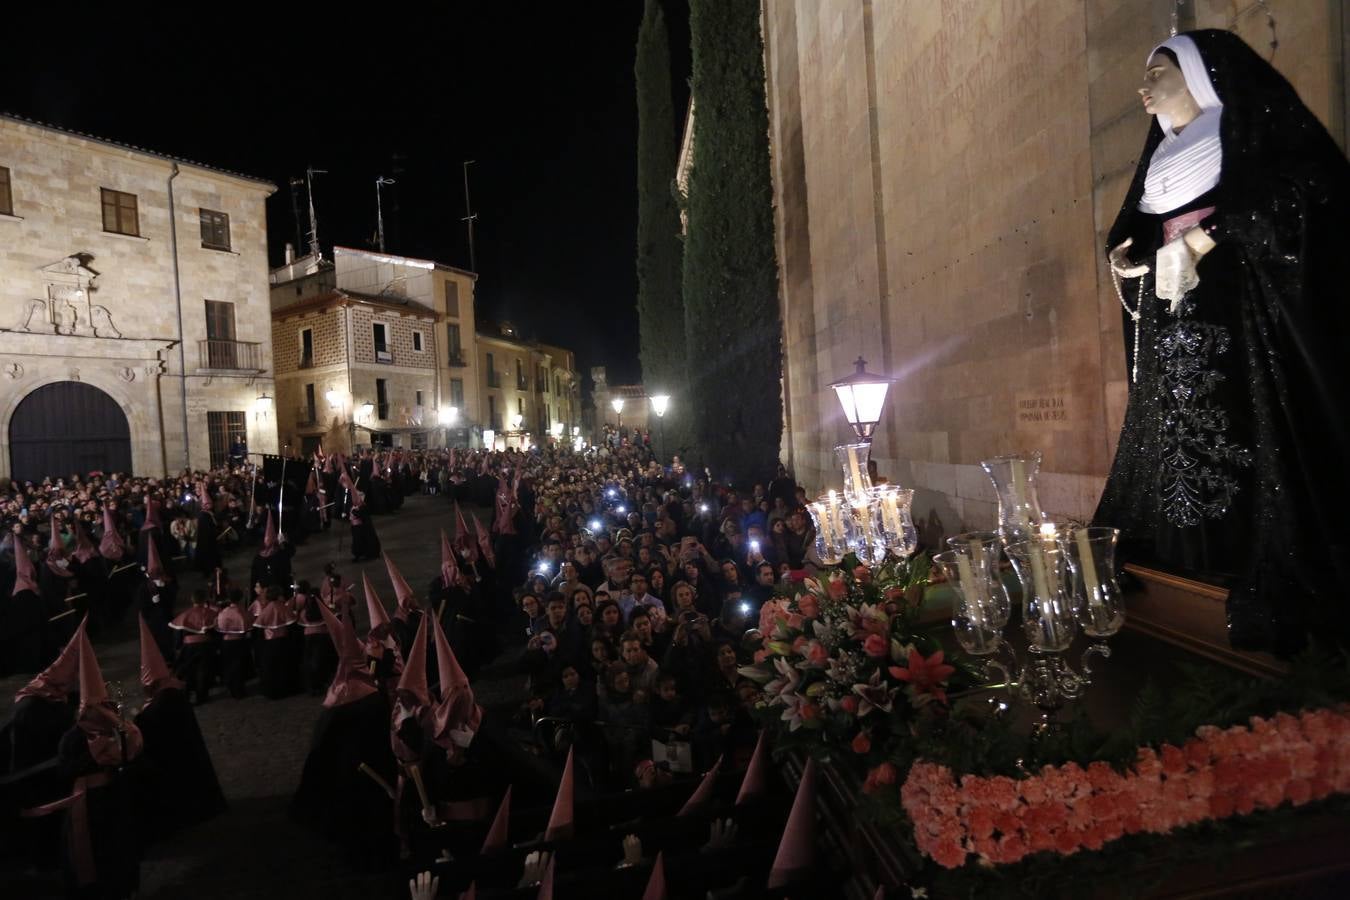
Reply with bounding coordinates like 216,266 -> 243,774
199,339 -> 262,371
296,405 -> 319,427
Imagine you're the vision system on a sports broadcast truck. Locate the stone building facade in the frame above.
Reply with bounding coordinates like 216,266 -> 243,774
477,327 -> 584,449
0,114 -> 278,480
756,0 -> 1347,531
270,246 -> 478,453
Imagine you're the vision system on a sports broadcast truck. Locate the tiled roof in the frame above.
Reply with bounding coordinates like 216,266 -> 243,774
1,111 -> 275,189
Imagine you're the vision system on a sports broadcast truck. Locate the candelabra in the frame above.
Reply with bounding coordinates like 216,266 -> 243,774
929,452 -> 1126,731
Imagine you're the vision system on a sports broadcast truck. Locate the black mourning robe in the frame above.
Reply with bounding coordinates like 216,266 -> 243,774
290,691 -> 398,871
131,688 -> 226,841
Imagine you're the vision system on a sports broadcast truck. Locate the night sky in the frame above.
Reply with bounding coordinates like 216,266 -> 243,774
1,2 -> 692,388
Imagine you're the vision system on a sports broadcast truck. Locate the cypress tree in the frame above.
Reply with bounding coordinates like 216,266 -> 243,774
634,0 -> 691,460
683,0 -> 783,487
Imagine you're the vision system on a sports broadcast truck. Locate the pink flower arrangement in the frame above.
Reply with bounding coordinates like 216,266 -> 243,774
738,555 -> 946,757
902,707 -> 1350,868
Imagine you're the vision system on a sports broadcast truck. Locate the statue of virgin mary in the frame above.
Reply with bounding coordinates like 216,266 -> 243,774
1094,30 -> 1349,656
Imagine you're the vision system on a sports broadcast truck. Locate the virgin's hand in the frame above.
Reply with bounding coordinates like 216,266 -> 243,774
1109,238 -> 1150,278
1182,225 -> 1216,260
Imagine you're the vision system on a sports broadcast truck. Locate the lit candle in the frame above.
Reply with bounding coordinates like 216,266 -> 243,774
879,490 -> 899,533
955,552 -> 986,629
846,446 -> 864,501
1075,527 -> 1102,608
1009,458 -> 1026,504
1027,541 -> 1052,604
967,538 -> 990,609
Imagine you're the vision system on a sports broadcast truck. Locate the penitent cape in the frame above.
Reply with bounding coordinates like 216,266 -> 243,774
1094,30 -> 1350,655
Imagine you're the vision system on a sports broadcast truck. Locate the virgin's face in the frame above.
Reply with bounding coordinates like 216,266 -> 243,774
1140,53 -> 1195,120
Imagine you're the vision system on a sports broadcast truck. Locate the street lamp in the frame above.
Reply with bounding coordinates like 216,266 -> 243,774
440,406 -> 459,448
611,396 -> 624,431
649,394 -> 670,463
829,357 -> 896,443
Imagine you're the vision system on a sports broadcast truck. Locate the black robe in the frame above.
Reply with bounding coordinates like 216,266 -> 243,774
290,692 -> 398,870
348,504 -> 381,562
131,688 -> 226,841
135,579 -> 176,661
193,512 -> 221,575
1,695 -> 74,774
54,727 -> 141,899
1093,30 -> 1350,655
0,588 -> 45,676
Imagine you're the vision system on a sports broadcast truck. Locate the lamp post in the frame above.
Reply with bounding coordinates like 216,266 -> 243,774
440,405 -> 458,448
649,393 -> 670,463
611,396 -> 625,433
828,357 -> 896,444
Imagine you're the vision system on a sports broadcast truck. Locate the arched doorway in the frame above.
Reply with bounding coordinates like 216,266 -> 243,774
8,382 -> 132,482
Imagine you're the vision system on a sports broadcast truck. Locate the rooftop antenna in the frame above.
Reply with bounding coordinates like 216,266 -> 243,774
305,165 -> 327,259
375,176 -> 396,252
287,177 -> 304,255
461,159 -> 478,272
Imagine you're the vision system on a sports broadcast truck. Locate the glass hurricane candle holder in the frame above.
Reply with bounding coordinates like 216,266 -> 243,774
848,500 -> 886,566
835,443 -> 873,508
871,485 -> 918,559
945,531 -> 1011,628
1061,526 -> 1125,639
980,453 -> 1047,547
806,492 -> 852,565
1004,538 -> 1078,654
933,549 -> 1004,656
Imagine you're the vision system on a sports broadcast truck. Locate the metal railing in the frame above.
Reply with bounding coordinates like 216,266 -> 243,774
198,339 -> 261,371
296,405 -> 319,427
487,371 -> 501,388
447,350 -> 468,367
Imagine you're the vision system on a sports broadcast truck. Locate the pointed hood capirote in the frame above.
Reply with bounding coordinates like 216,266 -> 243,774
440,529 -> 463,590
363,571 -> 393,635
767,756 -> 817,890
11,540 -> 40,596
474,514 -> 496,568
143,535 -> 168,582
641,852 -> 668,900
395,613 -> 432,709
736,730 -> 770,806
481,786 -> 511,853
76,628 -> 144,767
139,614 -> 184,698
72,516 -> 100,564
453,502 -> 473,554
46,512 -> 74,577
383,553 -> 418,619
677,755 -> 721,817
141,496 -> 163,531
316,601 -> 379,708
544,746 -> 576,841
258,510 -> 278,558
99,506 -> 126,559
15,615 -> 87,703
428,611 -> 481,749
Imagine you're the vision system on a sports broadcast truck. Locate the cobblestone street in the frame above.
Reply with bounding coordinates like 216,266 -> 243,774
1,495 -> 523,899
